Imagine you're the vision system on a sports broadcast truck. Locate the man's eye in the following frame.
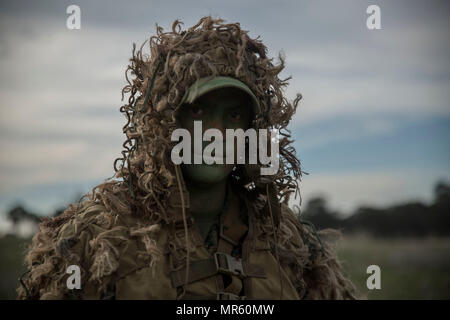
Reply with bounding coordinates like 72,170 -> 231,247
229,111 -> 242,121
190,105 -> 204,116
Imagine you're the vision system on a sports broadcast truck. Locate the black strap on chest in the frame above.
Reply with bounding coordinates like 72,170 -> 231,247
170,252 -> 265,288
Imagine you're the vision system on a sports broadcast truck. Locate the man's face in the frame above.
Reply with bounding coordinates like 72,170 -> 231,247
177,87 -> 252,186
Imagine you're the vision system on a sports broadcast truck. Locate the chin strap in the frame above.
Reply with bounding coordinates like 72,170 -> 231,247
266,183 -> 283,300
174,164 -> 190,299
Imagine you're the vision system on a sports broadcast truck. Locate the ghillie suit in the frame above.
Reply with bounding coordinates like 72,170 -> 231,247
17,16 -> 356,300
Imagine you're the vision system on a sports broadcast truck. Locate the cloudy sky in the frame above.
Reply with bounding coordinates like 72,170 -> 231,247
0,0 -> 449,218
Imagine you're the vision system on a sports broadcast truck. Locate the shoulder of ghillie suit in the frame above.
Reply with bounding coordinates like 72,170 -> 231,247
17,199 -> 134,300
275,204 -> 357,299
16,196 -> 357,300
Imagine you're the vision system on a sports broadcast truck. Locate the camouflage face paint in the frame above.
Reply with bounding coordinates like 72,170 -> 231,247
176,87 -> 251,185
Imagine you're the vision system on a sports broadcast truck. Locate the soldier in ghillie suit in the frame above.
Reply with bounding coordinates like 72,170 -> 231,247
18,16 -> 356,300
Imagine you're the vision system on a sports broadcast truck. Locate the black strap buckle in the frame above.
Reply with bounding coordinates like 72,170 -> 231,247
217,292 -> 246,300
214,252 -> 245,277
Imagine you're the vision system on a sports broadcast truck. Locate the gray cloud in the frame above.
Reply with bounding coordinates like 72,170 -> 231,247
0,0 -> 449,214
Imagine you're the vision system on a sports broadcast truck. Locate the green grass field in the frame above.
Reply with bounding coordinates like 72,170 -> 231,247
337,235 -> 450,299
0,235 -> 30,300
1,234 -> 449,299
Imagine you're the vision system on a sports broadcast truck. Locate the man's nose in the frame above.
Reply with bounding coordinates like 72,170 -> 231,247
203,116 -> 225,134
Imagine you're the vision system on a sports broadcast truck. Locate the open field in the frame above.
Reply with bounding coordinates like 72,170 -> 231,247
337,235 -> 450,299
0,235 -> 30,300
1,234 -> 449,299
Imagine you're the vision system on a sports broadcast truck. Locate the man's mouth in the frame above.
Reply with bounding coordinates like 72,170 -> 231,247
193,152 -> 226,164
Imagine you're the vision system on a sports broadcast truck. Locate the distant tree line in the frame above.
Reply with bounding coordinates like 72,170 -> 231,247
5,205 -> 65,235
300,181 -> 450,237
5,182 -> 450,238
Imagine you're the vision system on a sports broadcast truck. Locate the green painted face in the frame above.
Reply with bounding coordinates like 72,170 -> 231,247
177,87 -> 252,187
